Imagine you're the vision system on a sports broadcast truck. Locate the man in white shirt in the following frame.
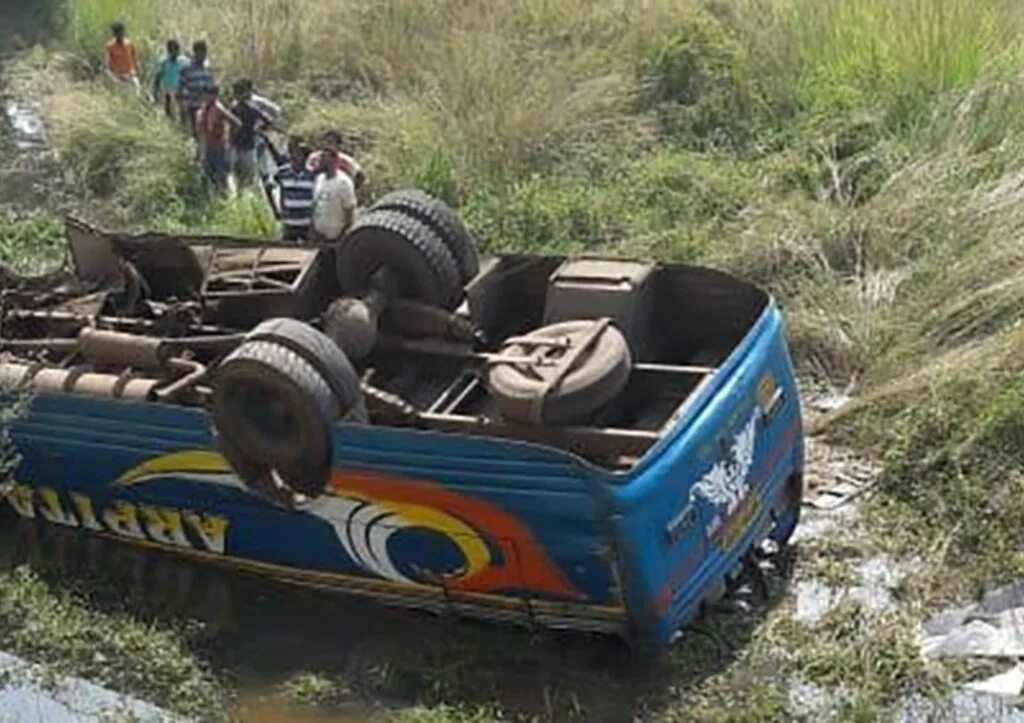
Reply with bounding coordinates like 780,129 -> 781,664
312,148 -> 357,242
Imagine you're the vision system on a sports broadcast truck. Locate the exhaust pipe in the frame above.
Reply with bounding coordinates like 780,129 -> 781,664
0,362 -> 160,401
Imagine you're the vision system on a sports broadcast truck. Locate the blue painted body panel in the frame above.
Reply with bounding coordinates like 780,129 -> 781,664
4,300 -> 803,648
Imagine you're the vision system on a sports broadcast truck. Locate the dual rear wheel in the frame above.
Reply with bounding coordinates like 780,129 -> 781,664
210,191 -> 480,503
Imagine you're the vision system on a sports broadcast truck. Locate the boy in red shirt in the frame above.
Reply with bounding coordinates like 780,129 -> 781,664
196,86 -> 240,191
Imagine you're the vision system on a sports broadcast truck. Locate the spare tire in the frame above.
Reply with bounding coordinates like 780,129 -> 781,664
487,319 -> 632,426
336,210 -> 462,310
245,318 -> 367,423
213,340 -> 336,471
370,190 -> 480,283
211,323 -> 366,499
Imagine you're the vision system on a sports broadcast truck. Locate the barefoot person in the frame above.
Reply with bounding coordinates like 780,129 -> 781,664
104,22 -> 140,94
152,39 -> 189,122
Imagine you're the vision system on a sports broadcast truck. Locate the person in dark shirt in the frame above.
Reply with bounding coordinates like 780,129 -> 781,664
273,137 -> 316,242
230,78 -> 274,189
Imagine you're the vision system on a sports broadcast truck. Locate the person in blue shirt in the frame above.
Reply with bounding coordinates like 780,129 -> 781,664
152,39 -> 189,124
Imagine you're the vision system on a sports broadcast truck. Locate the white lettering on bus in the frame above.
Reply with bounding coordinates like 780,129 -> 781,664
2,483 -> 229,556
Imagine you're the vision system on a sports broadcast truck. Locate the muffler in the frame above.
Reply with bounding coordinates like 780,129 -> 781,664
0,362 -> 160,401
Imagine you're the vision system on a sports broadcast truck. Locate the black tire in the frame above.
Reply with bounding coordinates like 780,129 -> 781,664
769,473 -> 803,547
487,320 -> 632,425
371,189 -> 480,283
245,318 -> 367,423
212,340 -> 336,475
336,209 -> 463,310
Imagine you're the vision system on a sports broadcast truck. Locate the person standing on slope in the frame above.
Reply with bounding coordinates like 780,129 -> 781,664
307,130 -> 366,192
179,40 -> 215,142
273,137 -> 316,242
196,85 -> 239,192
152,39 -> 189,123
104,22 -> 140,94
229,78 -> 275,189
235,79 -> 283,185
311,147 -> 357,243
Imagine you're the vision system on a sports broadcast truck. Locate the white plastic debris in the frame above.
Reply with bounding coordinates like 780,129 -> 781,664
964,664 -> 1024,701
787,680 -> 845,720
0,651 -> 179,722
791,505 -> 861,544
898,689 -> 1024,723
921,582 -> 1024,659
794,580 -> 836,624
794,555 -> 910,625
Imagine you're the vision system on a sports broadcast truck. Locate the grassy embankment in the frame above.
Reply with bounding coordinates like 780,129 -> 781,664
4,0 -> 1024,719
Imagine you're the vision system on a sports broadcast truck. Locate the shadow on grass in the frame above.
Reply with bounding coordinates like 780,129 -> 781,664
0,513 -> 796,722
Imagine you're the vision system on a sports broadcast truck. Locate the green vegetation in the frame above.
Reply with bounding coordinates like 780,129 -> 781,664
0,565 -> 225,719
0,211 -> 65,273
2,0 -> 1024,719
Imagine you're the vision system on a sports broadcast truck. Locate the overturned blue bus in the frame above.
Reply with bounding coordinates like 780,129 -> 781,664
0,195 -> 803,649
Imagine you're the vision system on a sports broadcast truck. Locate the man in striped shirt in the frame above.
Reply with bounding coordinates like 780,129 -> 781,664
273,138 -> 316,242
179,41 -> 215,139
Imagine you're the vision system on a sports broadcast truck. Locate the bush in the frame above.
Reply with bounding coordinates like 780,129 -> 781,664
0,211 -> 66,274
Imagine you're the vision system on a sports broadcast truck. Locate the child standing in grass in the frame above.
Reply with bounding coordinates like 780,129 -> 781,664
103,22 -> 140,94
152,39 -> 189,124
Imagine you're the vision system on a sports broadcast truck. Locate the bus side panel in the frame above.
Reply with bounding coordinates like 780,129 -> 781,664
7,395 -> 625,630
611,305 -> 804,645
